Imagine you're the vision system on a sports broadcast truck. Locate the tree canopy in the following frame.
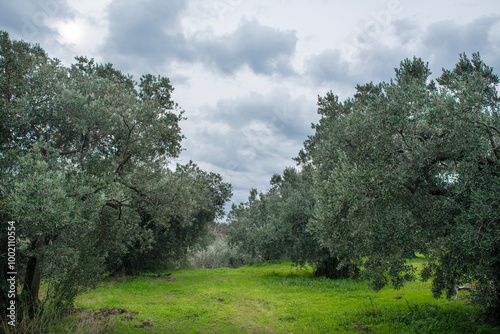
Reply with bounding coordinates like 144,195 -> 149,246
298,53 -> 500,319
2,29 -> 499,323
229,53 -> 499,320
0,31 -> 231,316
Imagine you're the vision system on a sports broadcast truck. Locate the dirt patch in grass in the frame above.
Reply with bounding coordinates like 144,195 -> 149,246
123,312 -> 140,321
78,307 -> 141,323
76,307 -> 154,331
135,319 -> 154,328
353,321 -> 373,333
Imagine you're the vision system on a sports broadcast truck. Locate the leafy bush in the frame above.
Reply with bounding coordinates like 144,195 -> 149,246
189,237 -> 261,269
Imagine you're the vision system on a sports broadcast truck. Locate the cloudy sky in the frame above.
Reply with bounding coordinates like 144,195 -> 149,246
1,0 -> 500,211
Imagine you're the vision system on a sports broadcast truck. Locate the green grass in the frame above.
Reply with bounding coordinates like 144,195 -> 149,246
54,260 -> 499,333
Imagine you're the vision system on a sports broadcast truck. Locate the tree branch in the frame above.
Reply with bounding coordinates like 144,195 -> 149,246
398,130 -> 411,152
473,120 -> 500,136
115,153 -> 131,174
59,149 -> 79,156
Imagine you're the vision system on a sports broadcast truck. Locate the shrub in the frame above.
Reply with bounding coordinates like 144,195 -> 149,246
189,237 -> 261,269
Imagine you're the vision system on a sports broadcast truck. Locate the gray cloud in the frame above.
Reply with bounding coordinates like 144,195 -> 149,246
3,1 -> 500,211
101,2 -> 298,77
101,0 -> 193,72
196,19 -> 298,76
421,15 -> 500,74
304,15 -> 500,91
392,19 -> 421,45
178,89 -> 317,205
303,16 -> 420,89
304,49 -> 352,86
207,89 -> 312,137
0,0 -> 73,42
356,45 -> 415,83
303,45 -> 411,91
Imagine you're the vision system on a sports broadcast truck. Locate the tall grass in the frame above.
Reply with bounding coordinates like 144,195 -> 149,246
0,301 -> 118,334
0,307 -> 52,334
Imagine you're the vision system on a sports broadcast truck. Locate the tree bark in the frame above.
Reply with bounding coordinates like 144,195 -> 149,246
314,257 -> 355,279
21,236 -> 44,316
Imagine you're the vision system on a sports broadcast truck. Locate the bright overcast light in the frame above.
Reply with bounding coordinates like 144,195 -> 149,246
1,0 -> 499,209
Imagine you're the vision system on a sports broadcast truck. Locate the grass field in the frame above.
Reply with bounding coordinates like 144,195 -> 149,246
53,260 -> 499,333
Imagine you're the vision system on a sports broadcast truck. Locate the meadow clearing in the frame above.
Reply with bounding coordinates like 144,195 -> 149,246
49,260 -> 500,333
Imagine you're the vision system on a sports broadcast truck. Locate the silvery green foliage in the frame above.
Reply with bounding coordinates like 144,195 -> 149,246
226,165 -> 351,278
189,237 -> 260,269
0,31 -> 231,314
115,162 -> 233,274
301,54 -> 499,318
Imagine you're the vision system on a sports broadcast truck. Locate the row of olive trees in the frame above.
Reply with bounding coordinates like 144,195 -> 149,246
228,54 -> 500,320
226,166 -> 355,278
0,31 -> 232,319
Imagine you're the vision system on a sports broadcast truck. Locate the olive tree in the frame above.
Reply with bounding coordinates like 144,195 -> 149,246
299,54 -> 499,319
0,31 -> 231,316
227,165 -> 355,278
